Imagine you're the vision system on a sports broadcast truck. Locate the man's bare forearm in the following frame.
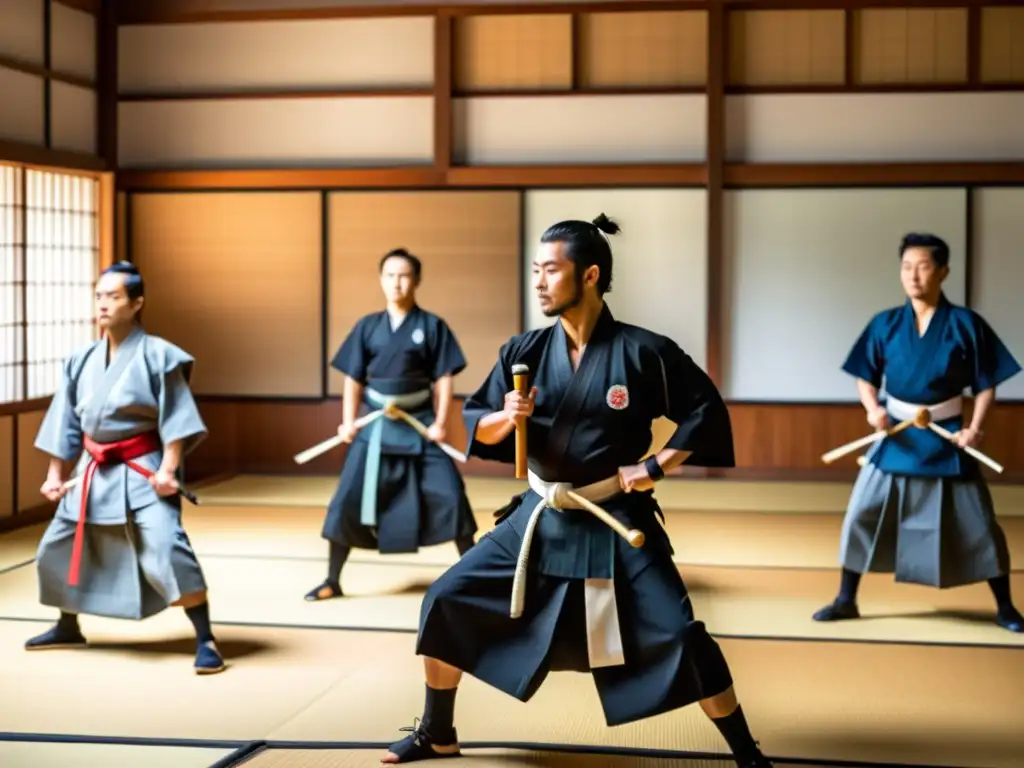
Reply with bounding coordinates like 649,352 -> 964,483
474,411 -> 517,445
856,379 -> 881,413
970,388 -> 996,432
46,458 -> 65,483
434,374 -> 454,426
160,440 -> 184,474
651,448 -> 692,474
343,377 -> 364,427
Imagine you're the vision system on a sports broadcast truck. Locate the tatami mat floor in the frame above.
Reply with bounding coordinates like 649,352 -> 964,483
240,748 -> 838,767
194,474 -> 1024,516
0,742 -> 235,768
2,474 -> 1023,768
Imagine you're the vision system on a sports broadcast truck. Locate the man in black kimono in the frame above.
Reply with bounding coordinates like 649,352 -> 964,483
305,248 -> 478,601
381,217 -> 772,767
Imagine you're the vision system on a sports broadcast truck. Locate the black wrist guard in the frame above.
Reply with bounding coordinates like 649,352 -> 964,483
644,455 -> 665,481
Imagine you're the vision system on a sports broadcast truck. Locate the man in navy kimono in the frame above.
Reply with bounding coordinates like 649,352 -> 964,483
305,248 -> 478,601
813,233 -> 1023,633
381,216 -> 773,767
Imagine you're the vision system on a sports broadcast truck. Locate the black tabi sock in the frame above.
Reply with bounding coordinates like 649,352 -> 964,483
455,535 -> 475,556
327,542 -> 350,585
712,705 -> 761,763
838,568 -> 862,605
57,612 -> 79,633
185,602 -> 215,644
421,684 -> 457,743
989,575 -> 1012,611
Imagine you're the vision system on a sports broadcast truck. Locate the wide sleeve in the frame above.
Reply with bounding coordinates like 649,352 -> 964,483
841,317 -> 885,388
461,339 -> 516,464
329,319 -> 370,385
429,317 -> 468,381
969,312 -> 1022,394
34,353 -> 85,461
152,343 -> 208,456
650,339 -> 735,468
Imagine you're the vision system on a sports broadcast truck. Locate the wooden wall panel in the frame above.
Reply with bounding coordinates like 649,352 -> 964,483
725,403 -> 1024,485
50,81 -> 97,155
16,409 -> 48,512
326,190 -> 520,397
0,0 -> 45,66
130,192 -> 323,397
728,11 -> 845,87
115,190 -> 126,259
181,399 -> 1024,486
0,68 -> 45,146
453,14 -> 572,92
577,11 -> 707,89
0,416 -> 12,518
980,8 -> 1024,84
185,396 -> 516,482
51,1 -> 97,82
854,9 -> 968,84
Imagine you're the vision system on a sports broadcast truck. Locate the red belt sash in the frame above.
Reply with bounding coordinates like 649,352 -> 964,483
68,430 -> 162,587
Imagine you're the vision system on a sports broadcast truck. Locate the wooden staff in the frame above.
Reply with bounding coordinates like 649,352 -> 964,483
512,363 -> 530,479
566,490 -> 645,547
293,411 -> 380,465
62,473 -> 200,505
820,413 -> 922,465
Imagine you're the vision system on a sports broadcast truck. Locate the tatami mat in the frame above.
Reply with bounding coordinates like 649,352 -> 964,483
242,747 -> 833,767
194,474 -> 1024,516
7,503 -> 1024,575
3,616 -> 1020,768
0,741 -> 233,768
1,549 -> 1021,647
263,634 -> 1024,768
0,618 -> 413,741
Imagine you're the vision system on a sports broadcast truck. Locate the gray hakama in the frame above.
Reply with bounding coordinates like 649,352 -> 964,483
838,461 -> 1011,589
33,326 -> 210,621
834,296 -> 1020,591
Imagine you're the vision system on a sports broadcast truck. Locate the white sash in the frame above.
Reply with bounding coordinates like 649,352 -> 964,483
512,470 -> 626,669
885,394 -> 963,422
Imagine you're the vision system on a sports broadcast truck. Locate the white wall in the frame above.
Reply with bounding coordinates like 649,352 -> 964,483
726,93 -> 1024,163
523,189 -> 708,369
454,95 -> 707,165
971,188 -> 1024,401
722,188 -> 968,402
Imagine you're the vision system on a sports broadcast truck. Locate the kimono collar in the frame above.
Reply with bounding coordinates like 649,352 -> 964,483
556,301 -> 615,348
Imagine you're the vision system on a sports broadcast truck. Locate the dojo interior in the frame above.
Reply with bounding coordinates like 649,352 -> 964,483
1,1 -> 1024,767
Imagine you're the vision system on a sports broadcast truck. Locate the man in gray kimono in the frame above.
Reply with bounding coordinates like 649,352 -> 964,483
24,261 -> 226,675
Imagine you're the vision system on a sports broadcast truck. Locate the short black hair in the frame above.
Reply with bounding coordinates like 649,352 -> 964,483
899,233 -> 949,269
101,260 -> 145,300
379,248 -> 422,282
540,213 -> 620,295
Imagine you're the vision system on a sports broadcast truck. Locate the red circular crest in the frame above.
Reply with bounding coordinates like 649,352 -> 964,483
606,384 -> 629,411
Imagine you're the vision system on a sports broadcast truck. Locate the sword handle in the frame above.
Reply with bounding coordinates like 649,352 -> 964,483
511,363 -> 530,480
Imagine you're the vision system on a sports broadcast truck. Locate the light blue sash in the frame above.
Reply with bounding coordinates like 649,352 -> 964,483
360,387 -> 432,527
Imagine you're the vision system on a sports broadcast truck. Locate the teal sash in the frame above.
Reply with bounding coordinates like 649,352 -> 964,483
359,387 -> 432,527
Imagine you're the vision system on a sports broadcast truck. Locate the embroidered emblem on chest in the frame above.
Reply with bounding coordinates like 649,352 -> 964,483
411,328 -> 425,345
606,384 -> 629,410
